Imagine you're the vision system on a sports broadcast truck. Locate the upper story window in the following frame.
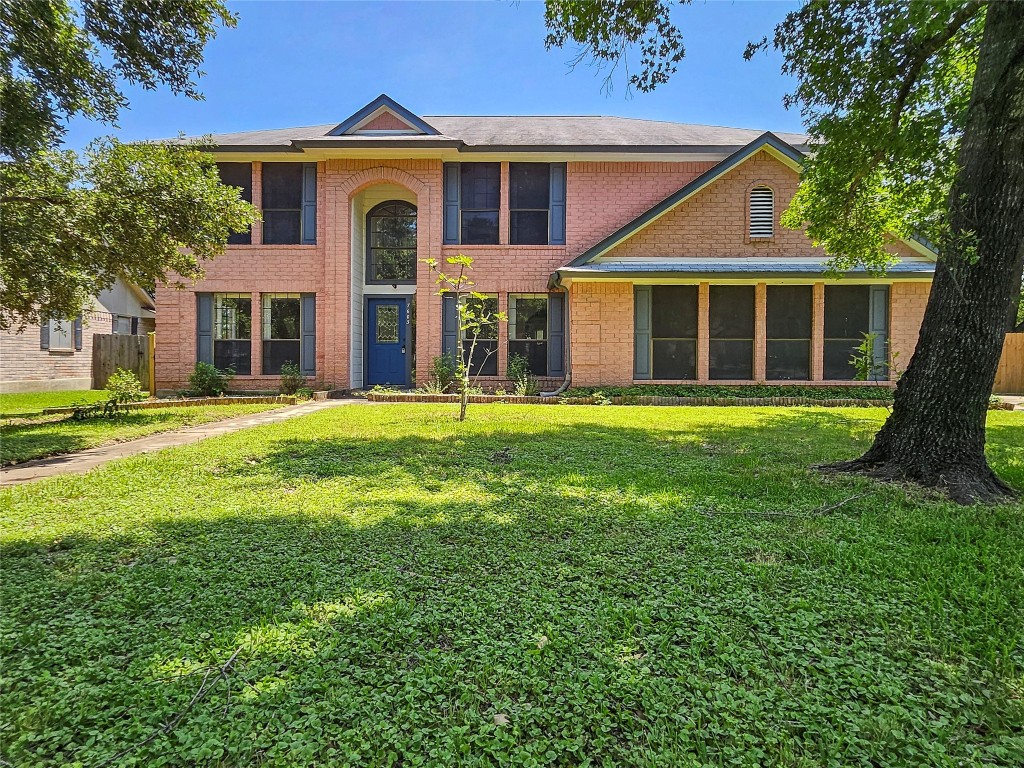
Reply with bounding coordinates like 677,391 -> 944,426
749,186 -> 774,239
216,162 -> 253,245
262,163 -> 317,245
509,164 -> 550,245
367,201 -> 417,283
443,162 -> 566,246
459,163 -> 499,244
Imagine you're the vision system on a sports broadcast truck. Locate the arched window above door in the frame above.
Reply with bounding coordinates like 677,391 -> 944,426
367,200 -> 417,284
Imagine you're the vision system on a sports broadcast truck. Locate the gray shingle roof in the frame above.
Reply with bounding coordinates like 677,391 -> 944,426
557,257 -> 935,278
183,116 -> 809,152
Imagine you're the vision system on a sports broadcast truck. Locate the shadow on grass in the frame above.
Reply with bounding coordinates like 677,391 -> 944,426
2,407 -> 1023,766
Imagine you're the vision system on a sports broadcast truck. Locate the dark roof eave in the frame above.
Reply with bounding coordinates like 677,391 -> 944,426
292,139 -> 464,149
551,268 -> 935,285
209,144 -> 305,153
457,143 -> 808,154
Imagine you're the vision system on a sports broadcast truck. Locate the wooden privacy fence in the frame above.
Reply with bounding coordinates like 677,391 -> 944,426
92,333 -> 155,393
994,333 -> 1024,394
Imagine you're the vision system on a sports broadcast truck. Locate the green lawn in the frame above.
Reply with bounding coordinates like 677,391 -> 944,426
0,389 -> 109,417
2,404 -> 1022,767
1,404 -> 287,465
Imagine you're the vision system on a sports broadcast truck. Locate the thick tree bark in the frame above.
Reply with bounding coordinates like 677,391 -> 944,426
823,1 -> 1024,504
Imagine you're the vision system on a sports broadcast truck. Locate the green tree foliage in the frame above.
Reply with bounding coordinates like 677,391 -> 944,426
0,0 -> 259,330
0,0 -> 235,158
545,1 -> 1024,501
1,140 -> 259,328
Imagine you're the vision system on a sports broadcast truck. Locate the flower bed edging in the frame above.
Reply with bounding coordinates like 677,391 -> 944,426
41,395 -> 297,415
364,392 -> 896,407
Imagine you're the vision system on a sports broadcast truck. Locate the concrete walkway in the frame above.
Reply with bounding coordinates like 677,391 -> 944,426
1,398 -> 367,487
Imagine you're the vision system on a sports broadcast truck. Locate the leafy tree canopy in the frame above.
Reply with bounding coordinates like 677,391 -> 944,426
0,139 -> 258,329
0,0 -> 258,330
1,0 -> 235,158
545,0 -> 985,271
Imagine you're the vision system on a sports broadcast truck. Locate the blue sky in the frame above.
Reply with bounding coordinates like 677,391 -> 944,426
63,0 -> 805,149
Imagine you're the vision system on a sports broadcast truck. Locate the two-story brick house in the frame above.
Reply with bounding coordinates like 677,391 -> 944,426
155,94 -> 935,392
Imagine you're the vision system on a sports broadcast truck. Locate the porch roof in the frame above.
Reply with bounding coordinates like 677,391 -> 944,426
550,257 -> 936,285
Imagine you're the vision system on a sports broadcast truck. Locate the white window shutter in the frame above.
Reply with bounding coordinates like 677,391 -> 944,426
749,187 -> 774,238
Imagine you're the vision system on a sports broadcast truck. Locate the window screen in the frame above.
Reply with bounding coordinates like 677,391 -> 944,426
749,187 -> 774,238
824,285 -> 870,380
460,294 -> 498,375
709,285 -> 754,380
651,286 -> 698,379
214,293 -> 251,375
509,163 -> 550,245
262,163 -> 303,244
460,163 -> 499,245
262,293 -> 301,374
367,201 -> 416,283
766,285 -> 812,380
508,294 -> 548,375
217,162 -> 253,245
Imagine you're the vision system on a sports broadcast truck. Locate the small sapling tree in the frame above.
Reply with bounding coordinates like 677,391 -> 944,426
423,255 -> 507,421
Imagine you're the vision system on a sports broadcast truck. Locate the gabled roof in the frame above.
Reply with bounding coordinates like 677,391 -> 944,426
566,133 -> 806,267
327,94 -> 440,136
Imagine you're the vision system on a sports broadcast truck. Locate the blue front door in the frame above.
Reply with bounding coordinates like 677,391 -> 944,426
366,297 -> 408,386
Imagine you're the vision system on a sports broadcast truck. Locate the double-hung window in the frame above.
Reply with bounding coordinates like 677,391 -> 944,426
508,294 -> 549,375
458,163 -> 500,244
509,164 -> 550,245
262,163 -> 316,245
214,293 -> 252,375
460,294 -> 499,376
217,162 -> 253,245
48,318 -> 75,351
261,293 -> 301,375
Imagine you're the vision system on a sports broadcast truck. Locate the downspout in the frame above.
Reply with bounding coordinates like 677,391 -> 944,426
541,272 -> 571,397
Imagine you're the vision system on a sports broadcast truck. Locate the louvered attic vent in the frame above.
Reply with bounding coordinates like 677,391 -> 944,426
749,186 -> 774,238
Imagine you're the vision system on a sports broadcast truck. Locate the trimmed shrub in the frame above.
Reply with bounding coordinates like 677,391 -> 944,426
104,368 -> 146,405
279,362 -> 306,395
188,362 -> 233,397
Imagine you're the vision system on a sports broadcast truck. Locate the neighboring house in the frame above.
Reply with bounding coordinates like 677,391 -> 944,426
155,94 -> 935,392
0,279 -> 156,393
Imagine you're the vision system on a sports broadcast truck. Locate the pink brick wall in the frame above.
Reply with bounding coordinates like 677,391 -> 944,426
890,282 -> 931,372
569,282 -> 634,387
155,150 -> 934,391
1,310 -> 109,392
606,151 -> 822,258
359,112 -> 414,131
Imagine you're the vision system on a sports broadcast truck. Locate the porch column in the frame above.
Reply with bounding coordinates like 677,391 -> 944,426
251,161 -> 263,246
251,291 -> 263,378
499,162 -> 510,245
697,282 -> 710,382
754,282 -> 767,381
496,291 -> 508,380
811,282 -> 825,381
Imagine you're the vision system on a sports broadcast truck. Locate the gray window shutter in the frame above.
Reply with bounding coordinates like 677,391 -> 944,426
869,285 -> 890,375
40,322 -> 49,350
74,315 -> 83,351
131,316 -> 139,335
196,293 -> 213,364
547,293 -> 566,378
634,286 -> 652,379
443,163 -> 460,245
301,163 -> 317,245
300,293 -> 316,377
442,293 -> 459,360
111,315 -> 119,333
549,163 -> 567,245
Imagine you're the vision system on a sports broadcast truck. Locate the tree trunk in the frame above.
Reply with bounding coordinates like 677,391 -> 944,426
823,1 -> 1024,504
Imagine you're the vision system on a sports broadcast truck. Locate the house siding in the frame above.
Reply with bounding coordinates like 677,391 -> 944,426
155,146 -> 934,392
